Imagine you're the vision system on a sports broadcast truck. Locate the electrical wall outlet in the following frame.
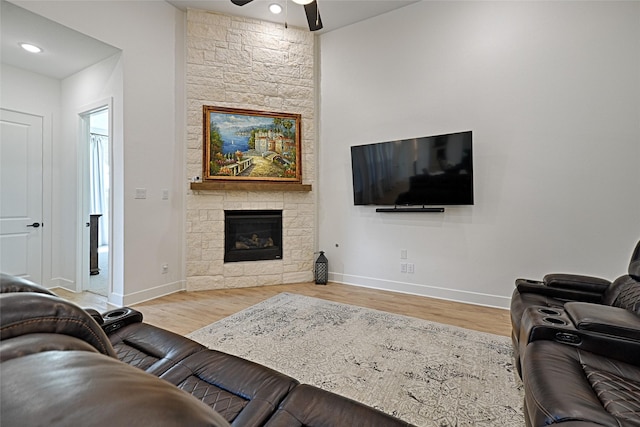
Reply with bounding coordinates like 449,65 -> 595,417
407,263 -> 415,274
400,263 -> 407,273
135,188 -> 146,199
400,249 -> 407,259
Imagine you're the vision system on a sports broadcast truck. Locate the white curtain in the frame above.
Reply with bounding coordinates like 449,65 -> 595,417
90,133 -> 109,246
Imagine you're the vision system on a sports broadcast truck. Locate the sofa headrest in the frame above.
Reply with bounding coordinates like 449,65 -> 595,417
0,333 -> 99,363
0,272 -> 56,295
1,350 -> 231,427
0,292 -> 116,357
629,240 -> 640,279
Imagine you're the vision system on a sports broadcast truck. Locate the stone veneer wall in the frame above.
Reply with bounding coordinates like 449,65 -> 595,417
185,10 -> 316,291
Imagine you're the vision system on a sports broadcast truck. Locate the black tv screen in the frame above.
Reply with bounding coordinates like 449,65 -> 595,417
351,131 -> 473,206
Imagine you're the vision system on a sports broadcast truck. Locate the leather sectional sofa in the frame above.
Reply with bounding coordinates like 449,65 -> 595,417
0,273 -> 413,427
510,241 -> 640,426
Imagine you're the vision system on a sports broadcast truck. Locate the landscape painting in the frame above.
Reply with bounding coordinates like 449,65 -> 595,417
203,106 -> 302,183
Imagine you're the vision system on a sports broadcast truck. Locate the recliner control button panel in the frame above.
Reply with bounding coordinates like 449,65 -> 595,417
554,332 -> 581,345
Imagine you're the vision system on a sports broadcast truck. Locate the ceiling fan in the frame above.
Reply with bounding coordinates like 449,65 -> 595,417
231,0 -> 323,32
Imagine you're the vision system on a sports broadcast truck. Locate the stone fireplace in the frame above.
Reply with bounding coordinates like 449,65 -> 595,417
224,210 -> 283,263
184,10 -> 316,291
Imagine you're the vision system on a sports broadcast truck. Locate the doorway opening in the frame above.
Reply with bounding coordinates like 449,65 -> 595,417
85,107 -> 110,296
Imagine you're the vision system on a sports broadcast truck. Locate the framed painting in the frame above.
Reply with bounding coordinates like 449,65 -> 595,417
203,106 -> 302,183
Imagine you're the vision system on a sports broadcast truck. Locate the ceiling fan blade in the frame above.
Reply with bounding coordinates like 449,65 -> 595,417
304,0 -> 323,31
231,0 -> 254,6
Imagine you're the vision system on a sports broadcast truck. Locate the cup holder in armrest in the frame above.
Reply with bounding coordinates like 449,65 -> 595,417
104,309 -> 129,319
537,308 -> 562,316
542,316 -> 568,326
101,307 -> 143,334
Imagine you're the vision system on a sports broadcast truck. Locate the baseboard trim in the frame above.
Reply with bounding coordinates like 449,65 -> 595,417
329,273 -> 511,310
48,277 -> 76,292
110,280 -> 186,307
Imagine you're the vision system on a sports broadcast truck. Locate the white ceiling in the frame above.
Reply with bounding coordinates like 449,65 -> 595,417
167,0 -> 420,34
1,0 -> 121,79
1,0 -> 418,79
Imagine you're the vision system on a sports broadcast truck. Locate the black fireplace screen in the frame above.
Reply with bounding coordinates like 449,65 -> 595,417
224,210 -> 283,262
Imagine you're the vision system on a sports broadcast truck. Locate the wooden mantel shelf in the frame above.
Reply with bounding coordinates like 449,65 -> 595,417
190,181 -> 312,192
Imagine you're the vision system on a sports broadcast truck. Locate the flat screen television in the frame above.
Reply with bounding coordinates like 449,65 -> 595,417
351,131 -> 473,206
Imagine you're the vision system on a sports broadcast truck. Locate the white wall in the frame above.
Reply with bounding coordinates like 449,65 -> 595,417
0,64 -> 59,287
15,1 -> 186,305
59,53 -> 123,294
318,1 -> 640,308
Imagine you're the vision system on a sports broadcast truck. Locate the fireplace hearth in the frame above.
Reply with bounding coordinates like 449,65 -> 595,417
224,210 -> 283,263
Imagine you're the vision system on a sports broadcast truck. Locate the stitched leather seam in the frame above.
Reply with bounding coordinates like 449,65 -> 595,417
523,379 -> 555,421
583,364 -> 640,422
173,363 -> 252,402
177,375 -> 249,419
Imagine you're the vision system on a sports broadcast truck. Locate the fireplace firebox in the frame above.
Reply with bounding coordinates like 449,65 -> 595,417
224,210 -> 283,263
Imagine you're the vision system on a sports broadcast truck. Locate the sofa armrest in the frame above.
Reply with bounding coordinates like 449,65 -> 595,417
543,274 -> 611,293
101,307 -> 143,334
85,308 -> 104,325
564,302 -> 640,341
515,279 -> 603,303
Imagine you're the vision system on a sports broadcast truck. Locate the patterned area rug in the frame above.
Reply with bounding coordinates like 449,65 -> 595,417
187,293 -> 524,427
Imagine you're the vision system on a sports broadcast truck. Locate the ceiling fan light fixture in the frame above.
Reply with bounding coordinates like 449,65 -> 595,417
292,0 -> 313,5
269,3 -> 282,14
20,43 -> 43,54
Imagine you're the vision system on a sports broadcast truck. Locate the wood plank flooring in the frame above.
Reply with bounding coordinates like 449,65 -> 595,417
56,282 -> 512,337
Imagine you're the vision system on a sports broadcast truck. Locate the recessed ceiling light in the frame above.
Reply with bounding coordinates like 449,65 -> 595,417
269,3 -> 282,14
20,43 -> 42,54
291,0 -> 313,5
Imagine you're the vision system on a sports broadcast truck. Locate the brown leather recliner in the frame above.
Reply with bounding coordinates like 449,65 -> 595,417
111,322 -> 301,427
104,304 -> 413,427
522,340 -> 640,427
0,273 -> 414,427
508,242 -> 640,426
510,240 -> 640,376
0,276 -> 231,427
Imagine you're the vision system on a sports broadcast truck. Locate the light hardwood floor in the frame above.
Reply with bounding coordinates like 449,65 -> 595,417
56,282 -> 512,337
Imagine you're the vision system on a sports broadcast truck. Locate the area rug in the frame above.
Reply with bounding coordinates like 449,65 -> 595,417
187,293 -> 524,427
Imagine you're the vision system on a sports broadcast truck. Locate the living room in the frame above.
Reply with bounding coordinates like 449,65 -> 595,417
2,0 -> 638,310
1,1 -> 639,425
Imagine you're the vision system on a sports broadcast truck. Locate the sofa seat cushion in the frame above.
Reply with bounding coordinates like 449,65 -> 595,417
160,349 -> 299,427
523,340 -> 640,426
264,384 -> 414,427
175,371 -> 250,421
108,322 -> 205,376
584,365 -> 640,422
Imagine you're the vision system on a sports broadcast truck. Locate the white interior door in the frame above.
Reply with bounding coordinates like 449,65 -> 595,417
0,109 -> 43,282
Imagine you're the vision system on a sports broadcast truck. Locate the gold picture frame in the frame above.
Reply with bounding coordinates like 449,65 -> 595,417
203,106 -> 302,183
